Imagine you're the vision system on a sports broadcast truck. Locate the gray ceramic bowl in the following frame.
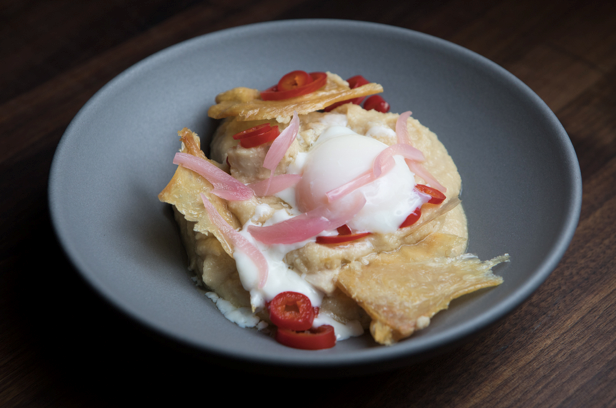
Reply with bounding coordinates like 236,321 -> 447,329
49,20 -> 581,376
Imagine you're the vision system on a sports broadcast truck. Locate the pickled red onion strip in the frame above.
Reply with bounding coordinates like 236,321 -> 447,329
248,174 -> 301,196
174,153 -> 254,201
261,111 -> 299,195
325,144 -> 421,203
408,161 -> 447,193
200,193 -> 268,288
325,159 -> 395,203
395,111 -> 413,145
372,144 -> 425,177
326,171 -> 373,203
263,111 -> 299,174
249,215 -> 329,245
248,194 -> 366,245
395,111 -> 447,193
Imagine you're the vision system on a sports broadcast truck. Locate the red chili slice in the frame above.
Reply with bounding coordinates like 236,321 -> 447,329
316,232 -> 371,245
232,124 -> 280,148
276,325 -> 336,350
336,224 -> 352,235
240,127 -> 280,148
347,75 -> 370,89
232,123 -> 271,140
269,291 -> 315,331
261,72 -> 327,101
415,184 -> 446,204
364,95 -> 390,113
277,70 -> 313,91
399,206 -> 422,228
324,75 -> 370,112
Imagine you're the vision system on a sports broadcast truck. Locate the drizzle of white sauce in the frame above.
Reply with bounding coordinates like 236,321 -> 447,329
235,209 -> 324,310
365,124 -> 397,140
320,113 -> 348,127
313,314 -> 364,340
205,292 -> 264,329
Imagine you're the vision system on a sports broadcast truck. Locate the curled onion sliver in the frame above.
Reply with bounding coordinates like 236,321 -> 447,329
373,144 -> 425,178
408,161 -> 447,193
174,153 -> 253,201
248,194 -> 366,245
395,111 -> 447,193
325,158 -> 395,203
325,144 -> 421,203
395,111 -> 413,145
261,111 -> 300,195
248,174 -> 301,197
200,193 -> 268,288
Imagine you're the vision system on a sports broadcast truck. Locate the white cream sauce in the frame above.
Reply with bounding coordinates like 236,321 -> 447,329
205,292 -> 265,329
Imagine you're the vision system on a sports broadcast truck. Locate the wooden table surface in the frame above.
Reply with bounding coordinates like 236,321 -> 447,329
1,0 -> 615,406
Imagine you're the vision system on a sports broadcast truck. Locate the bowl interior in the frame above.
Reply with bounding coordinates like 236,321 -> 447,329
49,20 -> 580,371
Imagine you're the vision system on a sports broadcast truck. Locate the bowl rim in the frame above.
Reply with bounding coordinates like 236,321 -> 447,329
49,18 -> 582,372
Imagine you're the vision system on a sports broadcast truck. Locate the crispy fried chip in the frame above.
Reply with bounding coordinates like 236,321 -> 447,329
208,72 -> 383,122
336,233 -> 508,345
158,128 -> 240,255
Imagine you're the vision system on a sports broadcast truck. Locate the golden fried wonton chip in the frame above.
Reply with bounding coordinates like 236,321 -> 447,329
158,128 -> 240,255
208,72 -> 383,123
336,233 -> 508,345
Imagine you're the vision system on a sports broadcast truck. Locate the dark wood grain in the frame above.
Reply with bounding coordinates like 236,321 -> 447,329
1,0 -> 615,406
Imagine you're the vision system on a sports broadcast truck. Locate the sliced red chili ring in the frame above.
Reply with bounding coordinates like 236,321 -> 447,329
364,95 -> 390,113
232,124 -> 281,148
415,184 -> 446,204
399,206 -> 422,229
277,70 -> 314,91
239,127 -> 280,148
261,72 -> 327,101
324,97 -> 366,112
232,123 -> 271,140
347,75 -> 370,89
275,325 -> 336,350
316,232 -> 371,245
269,291 -> 315,331
336,224 -> 352,235
324,75 -> 370,112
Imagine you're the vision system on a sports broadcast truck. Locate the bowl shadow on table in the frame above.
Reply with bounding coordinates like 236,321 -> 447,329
17,225 -> 331,403
22,215 -> 513,407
